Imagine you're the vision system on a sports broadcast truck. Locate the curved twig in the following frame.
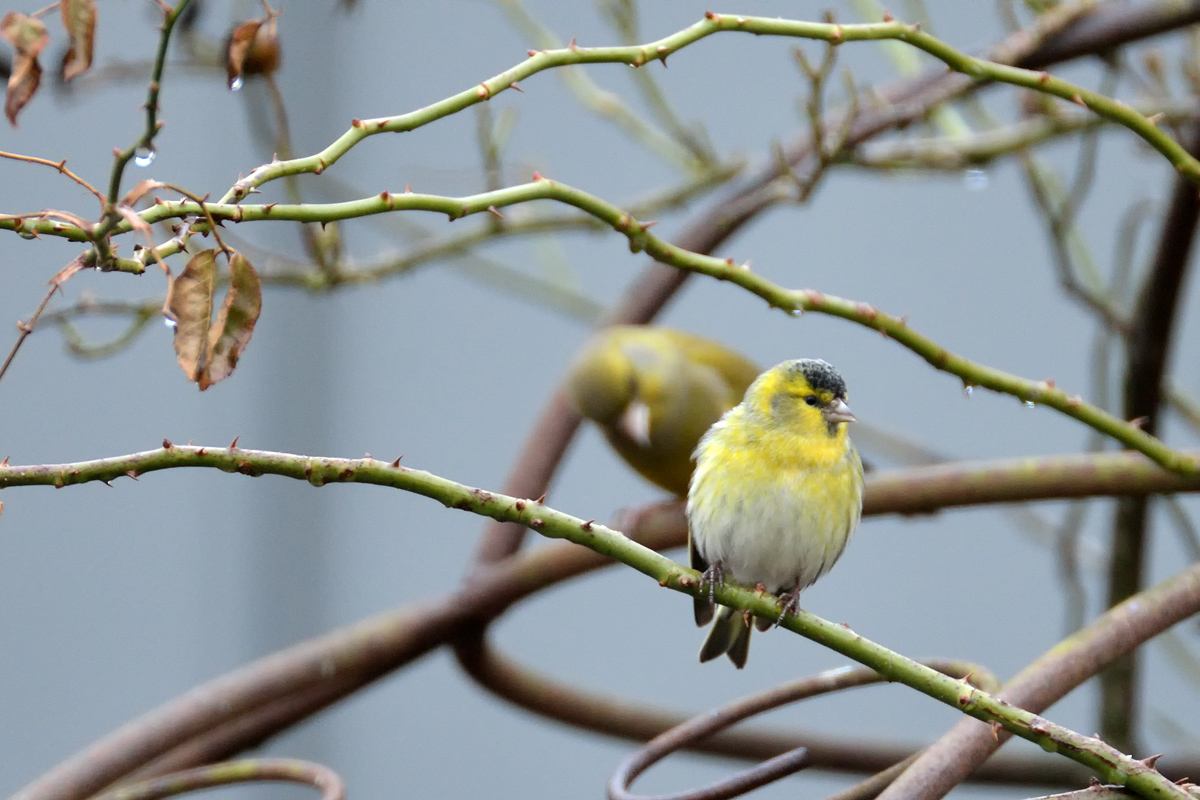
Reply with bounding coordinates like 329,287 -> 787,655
93,759 -> 344,800
608,662 -> 997,800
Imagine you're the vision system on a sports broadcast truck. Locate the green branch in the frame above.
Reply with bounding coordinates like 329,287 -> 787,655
124,177 -> 1200,475
103,0 -> 191,209
88,0 -> 193,269
852,101 -> 1200,171
213,6 -> 1199,208
0,443 -> 1191,800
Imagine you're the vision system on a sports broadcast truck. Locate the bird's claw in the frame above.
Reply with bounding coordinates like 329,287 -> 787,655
774,586 -> 802,629
699,562 -> 725,603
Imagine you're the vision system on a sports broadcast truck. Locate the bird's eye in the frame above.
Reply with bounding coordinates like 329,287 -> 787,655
803,395 -> 820,407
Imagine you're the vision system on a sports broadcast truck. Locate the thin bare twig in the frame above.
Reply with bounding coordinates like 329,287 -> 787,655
0,149 -> 105,206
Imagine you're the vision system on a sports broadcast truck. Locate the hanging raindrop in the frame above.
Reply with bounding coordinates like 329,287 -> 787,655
229,76 -> 244,92
963,168 -> 989,191
134,146 -> 156,167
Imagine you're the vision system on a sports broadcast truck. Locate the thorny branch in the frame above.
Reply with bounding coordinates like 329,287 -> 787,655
8,4 -> 1200,800
2,445 -> 1200,800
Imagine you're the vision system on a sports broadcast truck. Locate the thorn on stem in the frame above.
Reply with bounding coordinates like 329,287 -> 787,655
391,456 -> 403,467
229,435 -> 241,449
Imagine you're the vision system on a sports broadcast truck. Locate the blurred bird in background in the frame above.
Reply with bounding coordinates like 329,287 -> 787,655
565,325 -> 761,498
687,359 -> 863,668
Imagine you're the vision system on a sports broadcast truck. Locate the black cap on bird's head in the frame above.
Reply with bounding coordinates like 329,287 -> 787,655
788,359 -> 847,400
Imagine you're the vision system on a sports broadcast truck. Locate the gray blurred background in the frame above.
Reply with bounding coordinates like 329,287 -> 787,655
1,2 -> 1199,800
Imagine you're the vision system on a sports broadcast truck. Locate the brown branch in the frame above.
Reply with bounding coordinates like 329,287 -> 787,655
1101,112 -> 1200,754
607,663 -> 995,800
0,149 -> 105,206
0,275 -> 67,387
874,562 -> 1200,800
1016,1 -> 1200,69
91,759 -> 345,800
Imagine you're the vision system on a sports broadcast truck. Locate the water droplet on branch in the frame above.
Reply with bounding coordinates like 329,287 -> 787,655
963,169 -> 989,191
134,147 -> 156,167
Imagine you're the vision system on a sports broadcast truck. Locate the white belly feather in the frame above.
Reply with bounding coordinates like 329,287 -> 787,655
687,429 -> 861,594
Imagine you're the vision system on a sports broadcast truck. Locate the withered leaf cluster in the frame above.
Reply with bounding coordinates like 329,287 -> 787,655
164,249 -> 262,390
224,11 -> 280,90
1,0 -> 95,125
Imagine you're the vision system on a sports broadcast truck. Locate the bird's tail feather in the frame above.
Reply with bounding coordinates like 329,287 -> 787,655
699,605 -> 752,668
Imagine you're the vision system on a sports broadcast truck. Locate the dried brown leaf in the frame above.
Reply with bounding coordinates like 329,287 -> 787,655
166,249 -> 216,382
199,251 -> 260,390
224,15 -> 280,89
5,53 -> 42,125
2,13 -> 48,126
121,179 -> 163,208
1,12 -> 49,56
59,0 -> 96,81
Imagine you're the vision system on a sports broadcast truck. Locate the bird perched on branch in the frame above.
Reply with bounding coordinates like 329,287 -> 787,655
565,326 -> 761,497
687,359 -> 863,668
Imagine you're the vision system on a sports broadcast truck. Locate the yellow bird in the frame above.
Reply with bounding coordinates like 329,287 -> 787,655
565,326 -> 761,497
687,359 -> 863,668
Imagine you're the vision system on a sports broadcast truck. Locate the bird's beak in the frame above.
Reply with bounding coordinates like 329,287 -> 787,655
617,400 -> 652,446
823,398 -> 856,424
